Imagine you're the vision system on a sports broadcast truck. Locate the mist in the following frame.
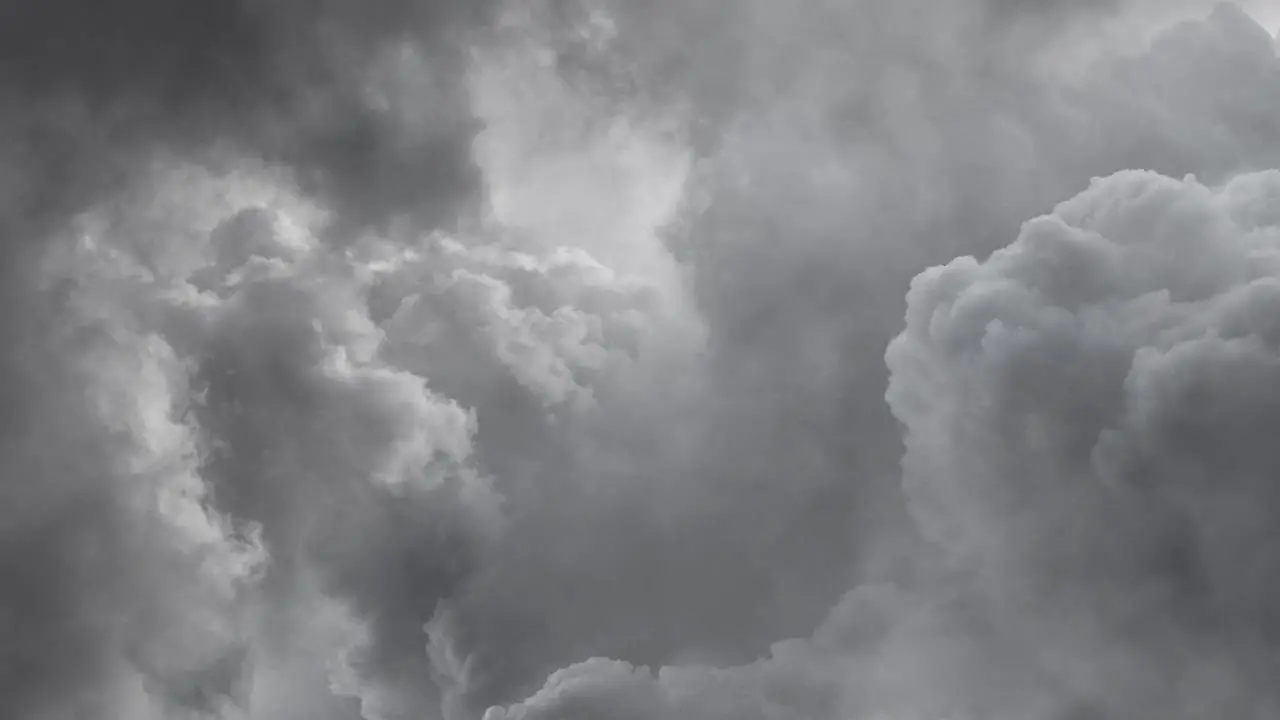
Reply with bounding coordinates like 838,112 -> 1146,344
1,1 -> 1278,719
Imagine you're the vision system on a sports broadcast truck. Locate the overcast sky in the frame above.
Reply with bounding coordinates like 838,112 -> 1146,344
1,2 -> 1278,719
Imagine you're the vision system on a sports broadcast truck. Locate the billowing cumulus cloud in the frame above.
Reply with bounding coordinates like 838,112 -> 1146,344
488,140 -> 1280,720
7,135 -> 690,716
886,168 -> 1280,717
5,1 -> 1280,720
479,5 -> 1280,720
19,159 -> 491,719
0,3 -> 698,716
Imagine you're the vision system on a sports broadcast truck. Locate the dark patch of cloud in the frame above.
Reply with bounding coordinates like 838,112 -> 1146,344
0,0 -> 503,242
0,0 -> 266,106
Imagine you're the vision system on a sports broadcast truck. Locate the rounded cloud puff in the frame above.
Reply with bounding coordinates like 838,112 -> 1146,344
888,168 -> 1280,717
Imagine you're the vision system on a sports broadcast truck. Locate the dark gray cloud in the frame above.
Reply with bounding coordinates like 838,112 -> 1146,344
0,0 -> 266,105
5,1 -> 1280,720
0,0 -> 500,241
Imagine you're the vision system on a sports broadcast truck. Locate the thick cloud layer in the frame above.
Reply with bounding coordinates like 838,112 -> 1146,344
4,1 -> 1280,720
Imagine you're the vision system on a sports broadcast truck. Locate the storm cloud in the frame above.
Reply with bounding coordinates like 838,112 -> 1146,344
2,1 -> 1279,720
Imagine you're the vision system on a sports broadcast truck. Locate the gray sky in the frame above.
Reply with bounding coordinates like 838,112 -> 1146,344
1,2 -> 1279,719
